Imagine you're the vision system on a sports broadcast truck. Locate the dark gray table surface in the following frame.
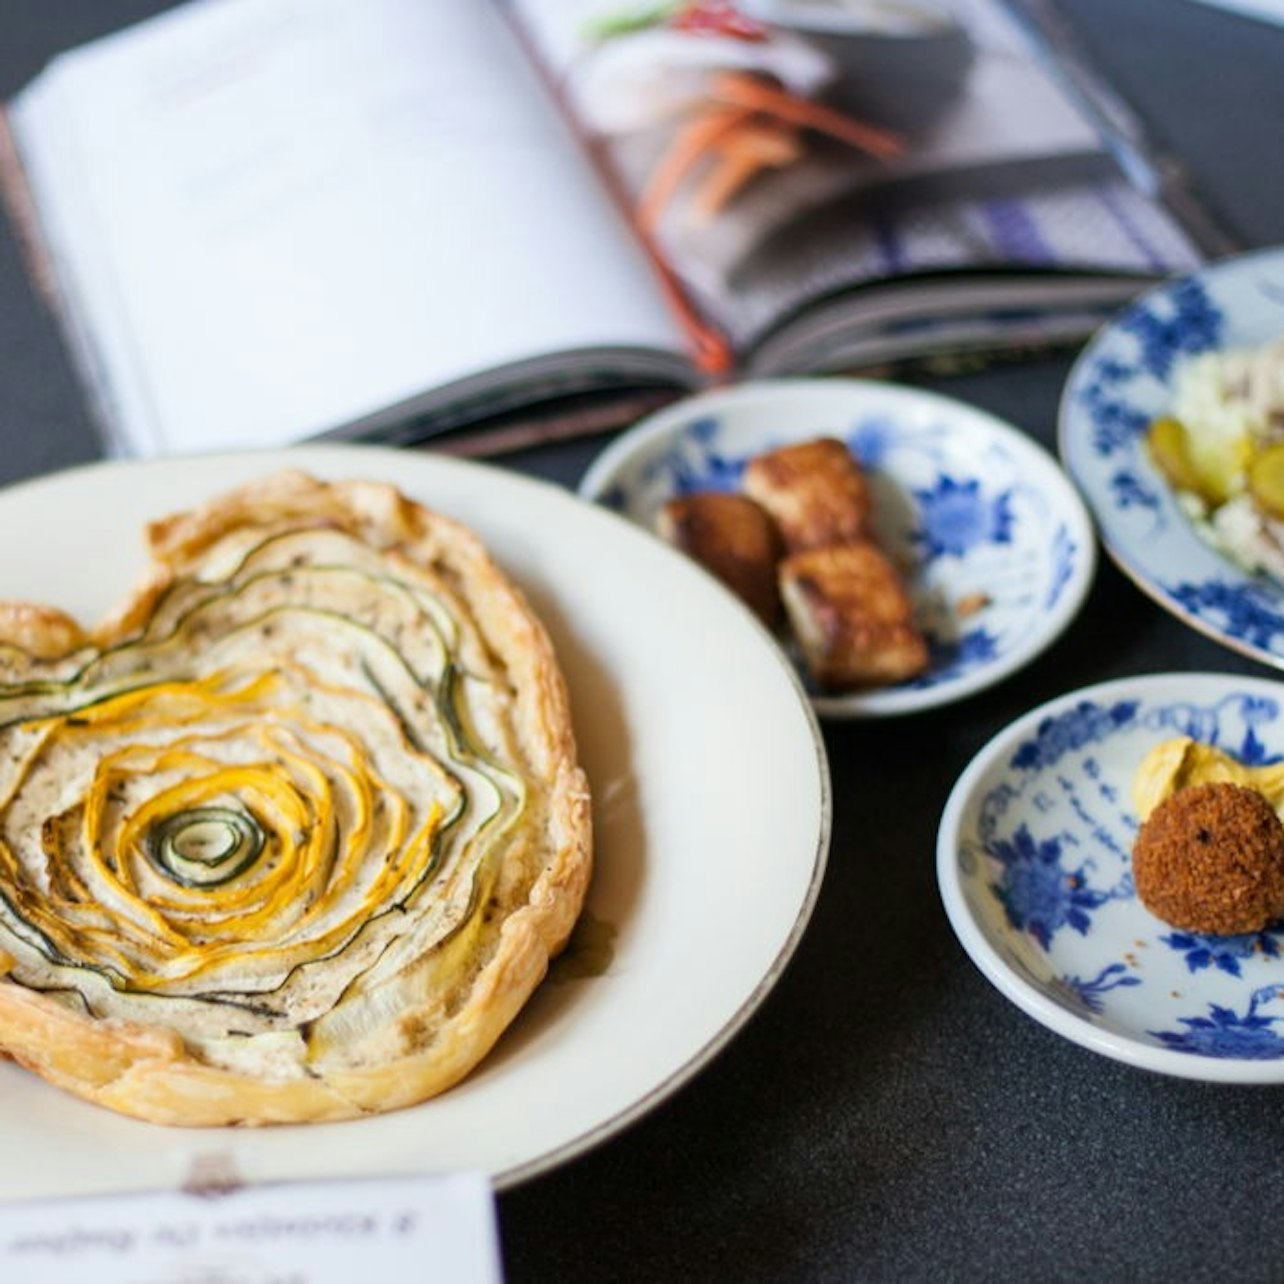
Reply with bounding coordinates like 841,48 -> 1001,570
3,2 -> 1284,1280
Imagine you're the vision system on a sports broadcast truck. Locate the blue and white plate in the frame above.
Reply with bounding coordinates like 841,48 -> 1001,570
1060,245 -> 1284,667
939,671 -> 1284,1083
580,378 -> 1095,717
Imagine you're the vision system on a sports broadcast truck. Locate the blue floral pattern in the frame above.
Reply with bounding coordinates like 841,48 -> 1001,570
667,416 -> 745,495
990,824 -> 1112,950
846,414 -> 898,470
1161,929 -> 1282,979
1056,962 -> 1142,1016
920,626 -> 1000,687
1169,580 -> 1284,653
950,675 -> 1284,1071
913,475 -> 1015,560
1061,247 -> 1284,669
1010,700 -> 1140,772
1150,986 -> 1284,1060
1120,275 -> 1224,381
1044,525 -> 1078,611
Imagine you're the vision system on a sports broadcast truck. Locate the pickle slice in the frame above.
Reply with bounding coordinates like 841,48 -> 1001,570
1146,417 -> 1207,499
1248,443 -> 1284,519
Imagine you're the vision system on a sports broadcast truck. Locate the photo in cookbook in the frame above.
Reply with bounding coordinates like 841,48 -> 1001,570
506,0 -> 1226,373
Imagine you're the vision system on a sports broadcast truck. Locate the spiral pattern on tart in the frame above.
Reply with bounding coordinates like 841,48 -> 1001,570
0,471 -> 591,1125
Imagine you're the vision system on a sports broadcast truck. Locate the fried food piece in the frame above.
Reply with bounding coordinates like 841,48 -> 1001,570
742,436 -> 872,551
779,541 -> 928,689
657,492 -> 783,627
1132,781 -> 1284,935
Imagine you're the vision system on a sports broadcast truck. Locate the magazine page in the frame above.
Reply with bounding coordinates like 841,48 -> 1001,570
506,0 -> 1211,364
8,0 -> 692,458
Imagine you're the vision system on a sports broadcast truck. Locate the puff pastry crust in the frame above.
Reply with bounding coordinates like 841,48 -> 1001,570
0,471 -> 592,1125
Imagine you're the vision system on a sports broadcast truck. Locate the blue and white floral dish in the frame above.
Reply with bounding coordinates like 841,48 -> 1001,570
580,378 -> 1095,717
1060,245 -> 1284,667
938,671 -> 1284,1082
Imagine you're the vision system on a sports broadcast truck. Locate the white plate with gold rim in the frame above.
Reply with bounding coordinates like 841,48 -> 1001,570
0,444 -> 830,1201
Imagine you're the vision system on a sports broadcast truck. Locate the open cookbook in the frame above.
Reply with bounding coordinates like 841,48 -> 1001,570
0,0 -> 1235,458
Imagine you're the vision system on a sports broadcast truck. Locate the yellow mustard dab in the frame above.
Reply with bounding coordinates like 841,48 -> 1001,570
1132,736 -> 1284,823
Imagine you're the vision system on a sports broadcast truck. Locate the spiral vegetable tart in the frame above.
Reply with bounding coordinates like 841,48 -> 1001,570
0,471 -> 592,1125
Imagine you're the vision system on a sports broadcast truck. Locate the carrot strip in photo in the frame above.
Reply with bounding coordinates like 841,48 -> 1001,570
637,102 -> 756,231
708,71 -> 904,159
688,118 -> 802,224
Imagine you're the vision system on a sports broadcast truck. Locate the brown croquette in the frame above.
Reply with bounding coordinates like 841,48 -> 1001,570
1132,781 -> 1284,935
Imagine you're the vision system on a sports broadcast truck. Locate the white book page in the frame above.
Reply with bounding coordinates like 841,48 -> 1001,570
12,0 -> 684,455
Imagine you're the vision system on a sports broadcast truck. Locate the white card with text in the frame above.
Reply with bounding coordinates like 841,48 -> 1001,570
0,1172 -> 502,1284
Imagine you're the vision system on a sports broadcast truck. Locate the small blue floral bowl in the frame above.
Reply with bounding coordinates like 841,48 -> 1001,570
1059,245 -> 1284,668
579,378 -> 1095,718
939,671 -> 1284,1082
